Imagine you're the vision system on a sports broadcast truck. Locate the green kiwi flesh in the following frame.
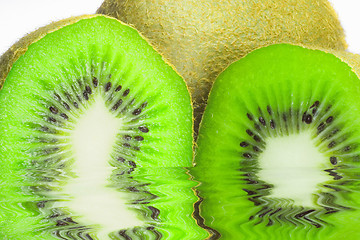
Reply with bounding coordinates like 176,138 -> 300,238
0,15 -> 206,239
194,44 -> 360,239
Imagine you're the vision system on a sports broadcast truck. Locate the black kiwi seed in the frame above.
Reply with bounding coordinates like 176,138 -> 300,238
83,92 -> 89,101
132,108 -> 142,116
63,217 -> 77,224
141,102 -> 148,109
270,120 -> 275,129
317,122 -> 326,133
92,77 -> 98,87
259,117 -> 266,126
138,126 -> 149,133
259,208 -> 272,218
253,135 -> 261,142
328,141 -> 336,148
105,82 -> 112,92
117,157 -> 125,163
60,113 -> 69,120
330,156 -> 337,165
310,101 -> 320,108
243,189 -> 257,195
343,146 -> 351,152
243,153 -> 252,159
304,114 -> 312,124
134,136 -> 144,141
312,108 -> 317,115
63,102 -> 70,110
148,206 -> 160,220
282,113 -> 287,122
240,141 -> 249,147
123,89 -> 130,97
112,99 -> 123,111
115,85 -> 122,92
295,209 -> 315,219
48,117 -> 57,123
127,187 -> 139,192
128,161 -> 136,168
85,85 -> 92,94
73,102 -> 79,108
123,143 -> 131,148
56,220 -> 68,226
84,234 -> 94,240
247,113 -> 253,121
64,92 -> 72,101
54,93 -> 61,101
267,106 -> 272,115
329,129 -> 339,138
49,106 -> 58,114
37,201 -> 46,208
40,126 -> 50,133
246,129 -> 254,136
77,79 -> 83,88
119,230 -> 131,240
326,116 -> 334,124
123,135 -> 132,141
253,146 -> 260,152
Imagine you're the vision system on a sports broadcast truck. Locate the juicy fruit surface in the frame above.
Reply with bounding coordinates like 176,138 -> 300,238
0,16 -> 206,239
97,0 -> 347,133
194,44 -> 360,239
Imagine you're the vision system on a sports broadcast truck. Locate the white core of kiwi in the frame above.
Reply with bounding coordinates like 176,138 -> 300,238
258,131 -> 330,208
59,96 -> 143,237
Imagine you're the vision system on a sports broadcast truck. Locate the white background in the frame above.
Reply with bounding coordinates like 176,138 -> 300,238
0,0 -> 359,55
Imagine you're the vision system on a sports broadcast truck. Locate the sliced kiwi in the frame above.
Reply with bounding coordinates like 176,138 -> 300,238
193,44 -> 360,239
0,15 -> 206,239
97,0 -> 347,133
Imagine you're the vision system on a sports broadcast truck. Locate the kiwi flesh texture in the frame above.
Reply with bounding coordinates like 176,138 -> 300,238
97,0 -> 347,133
193,44 -> 360,239
0,15 -> 206,239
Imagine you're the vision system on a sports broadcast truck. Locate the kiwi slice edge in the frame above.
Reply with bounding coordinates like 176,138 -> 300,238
194,43 -> 360,239
0,15 -> 204,239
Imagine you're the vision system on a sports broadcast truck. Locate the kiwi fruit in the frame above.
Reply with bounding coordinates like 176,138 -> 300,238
97,0 -> 347,133
193,44 -> 360,239
0,15 -> 207,239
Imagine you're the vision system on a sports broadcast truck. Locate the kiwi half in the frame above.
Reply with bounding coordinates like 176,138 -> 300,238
0,15 -> 206,239
193,44 -> 360,239
97,0 -> 347,133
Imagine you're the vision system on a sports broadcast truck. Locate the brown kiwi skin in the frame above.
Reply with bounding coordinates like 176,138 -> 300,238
97,0 -> 347,134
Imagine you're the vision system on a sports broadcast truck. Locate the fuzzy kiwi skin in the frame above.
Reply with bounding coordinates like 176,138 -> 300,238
97,0 -> 347,133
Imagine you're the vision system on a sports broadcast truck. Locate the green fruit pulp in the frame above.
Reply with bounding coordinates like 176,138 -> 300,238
194,44 -> 360,239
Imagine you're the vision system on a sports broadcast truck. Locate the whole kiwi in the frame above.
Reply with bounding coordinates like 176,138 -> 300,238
97,0 -> 347,133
